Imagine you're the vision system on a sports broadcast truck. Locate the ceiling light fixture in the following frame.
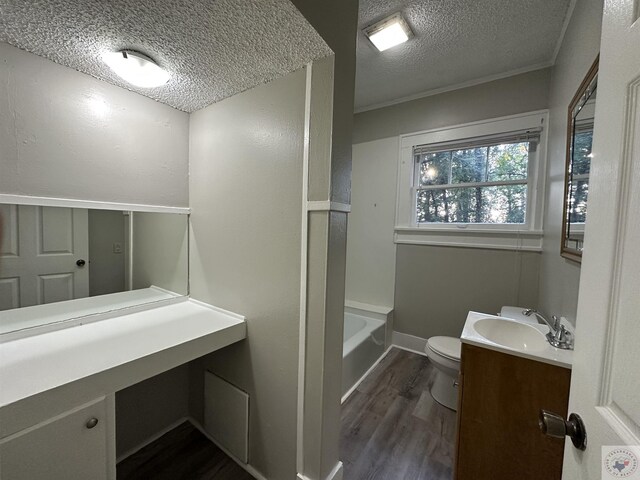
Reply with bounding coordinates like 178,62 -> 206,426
363,13 -> 413,52
101,50 -> 170,88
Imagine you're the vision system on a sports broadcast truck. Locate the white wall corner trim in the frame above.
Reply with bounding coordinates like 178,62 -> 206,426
306,201 -> 351,213
297,461 -> 344,480
297,60 -> 313,475
392,331 -> 429,356
0,194 -> 190,214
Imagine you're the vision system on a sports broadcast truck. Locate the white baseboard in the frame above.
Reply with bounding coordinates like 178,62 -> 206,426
297,461 -> 343,480
341,346 -> 392,404
116,416 -> 191,463
188,417 -> 268,480
392,331 -> 429,357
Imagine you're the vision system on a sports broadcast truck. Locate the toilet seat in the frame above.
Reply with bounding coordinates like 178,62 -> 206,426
426,336 -> 461,361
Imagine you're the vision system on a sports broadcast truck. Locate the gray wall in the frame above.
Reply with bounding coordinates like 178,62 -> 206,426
293,0 -> 358,205
353,68 -> 552,144
88,210 -> 125,297
394,245 -> 540,339
0,43 -> 189,207
131,212 -> 189,296
346,137 -> 398,308
188,68 -> 306,480
538,0 -> 603,324
115,365 -> 190,458
349,69 -> 552,339
285,3 -> 359,478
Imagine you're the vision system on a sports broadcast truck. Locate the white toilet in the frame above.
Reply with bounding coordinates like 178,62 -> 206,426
425,306 -> 537,411
425,336 -> 461,410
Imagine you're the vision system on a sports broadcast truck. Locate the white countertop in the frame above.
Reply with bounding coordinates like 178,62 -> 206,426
0,298 -> 246,409
461,311 -> 573,369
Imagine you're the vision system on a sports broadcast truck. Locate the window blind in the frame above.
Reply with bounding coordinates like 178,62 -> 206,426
412,128 -> 542,157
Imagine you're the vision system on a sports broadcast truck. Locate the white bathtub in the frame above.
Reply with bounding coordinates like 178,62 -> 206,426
342,304 -> 390,397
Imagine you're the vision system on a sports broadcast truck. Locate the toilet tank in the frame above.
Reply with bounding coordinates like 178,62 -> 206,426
500,306 -> 539,325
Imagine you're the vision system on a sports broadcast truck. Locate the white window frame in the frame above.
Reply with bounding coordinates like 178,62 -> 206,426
395,111 -> 549,251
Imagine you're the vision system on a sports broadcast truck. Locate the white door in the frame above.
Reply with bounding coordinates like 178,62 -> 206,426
562,1 -> 640,479
0,205 -> 89,310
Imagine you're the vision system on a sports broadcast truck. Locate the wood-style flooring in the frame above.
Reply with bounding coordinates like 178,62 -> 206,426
117,421 -> 255,480
340,347 -> 456,480
118,349 -> 452,480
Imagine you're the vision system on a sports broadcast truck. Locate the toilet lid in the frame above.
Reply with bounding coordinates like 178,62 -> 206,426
427,336 -> 461,360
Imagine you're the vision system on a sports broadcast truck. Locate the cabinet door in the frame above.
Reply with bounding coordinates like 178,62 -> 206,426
0,397 -> 109,480
455,344 -> 571,480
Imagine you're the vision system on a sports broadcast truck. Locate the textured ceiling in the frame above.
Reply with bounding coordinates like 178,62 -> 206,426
0,0 -> 331,112
356,0 -> 572,111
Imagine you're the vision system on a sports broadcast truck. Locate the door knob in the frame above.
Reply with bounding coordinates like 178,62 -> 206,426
76,259 -> 86,267
539,409 -> 587,451
86,417 -> 99,429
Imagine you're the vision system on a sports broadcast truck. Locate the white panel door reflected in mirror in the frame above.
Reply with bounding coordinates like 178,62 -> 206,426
0,204 -> 188,335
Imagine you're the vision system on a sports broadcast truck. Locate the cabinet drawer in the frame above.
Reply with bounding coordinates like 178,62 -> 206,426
0,397 -> 109,480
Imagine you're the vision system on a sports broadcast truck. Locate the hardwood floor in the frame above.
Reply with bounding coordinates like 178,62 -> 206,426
117,421 -> 254,480
118,349 -> 452,480
340,348 -> 456,480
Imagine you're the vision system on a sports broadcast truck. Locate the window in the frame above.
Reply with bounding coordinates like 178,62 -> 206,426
413,135 -> 538,225
395,112 -> 548,251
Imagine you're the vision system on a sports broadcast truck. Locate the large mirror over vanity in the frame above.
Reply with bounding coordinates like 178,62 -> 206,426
561,57 -> 598,262
0,203 -> 188,335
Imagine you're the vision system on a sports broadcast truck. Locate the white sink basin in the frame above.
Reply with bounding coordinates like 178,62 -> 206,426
461,312 -> 573,369
473,318 -> 548,352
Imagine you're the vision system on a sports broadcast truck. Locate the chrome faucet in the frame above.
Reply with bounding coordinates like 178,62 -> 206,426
522,309 -> 573,350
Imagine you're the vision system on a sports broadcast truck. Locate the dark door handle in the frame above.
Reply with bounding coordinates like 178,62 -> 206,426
539,409 -> 587,450
76,259 -> 86,267
86,417 -> 99,429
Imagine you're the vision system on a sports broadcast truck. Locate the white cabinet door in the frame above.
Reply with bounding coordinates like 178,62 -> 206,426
0,205 -> 89,310
0,397 -> 112,480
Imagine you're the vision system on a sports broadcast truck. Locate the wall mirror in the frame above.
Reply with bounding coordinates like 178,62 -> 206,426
0,204 -> 188,335
561,57 -> 598,262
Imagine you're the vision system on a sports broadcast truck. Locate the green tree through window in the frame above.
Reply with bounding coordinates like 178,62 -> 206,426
415,142 -> 529,224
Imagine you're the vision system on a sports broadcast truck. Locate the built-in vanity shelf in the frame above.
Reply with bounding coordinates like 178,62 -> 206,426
454,343 -> 571,480
0,298 -> 246,480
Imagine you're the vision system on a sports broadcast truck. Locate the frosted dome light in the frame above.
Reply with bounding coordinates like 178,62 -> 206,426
102,50 -> 170,88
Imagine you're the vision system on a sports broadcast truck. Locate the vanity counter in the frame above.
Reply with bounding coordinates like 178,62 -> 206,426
461,311 -> 573,369
0,298 -> 246,437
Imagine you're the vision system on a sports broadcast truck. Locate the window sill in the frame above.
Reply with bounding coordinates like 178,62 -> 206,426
394,226 -> 543,252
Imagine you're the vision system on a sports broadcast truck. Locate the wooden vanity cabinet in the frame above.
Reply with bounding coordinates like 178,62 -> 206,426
454,343 -> 571,480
